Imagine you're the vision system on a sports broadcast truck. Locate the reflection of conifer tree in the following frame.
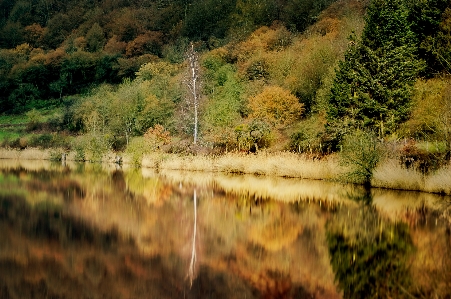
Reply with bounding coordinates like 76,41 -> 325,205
327,203 -> 414,299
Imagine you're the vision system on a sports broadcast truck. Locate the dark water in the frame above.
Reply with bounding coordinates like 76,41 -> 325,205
0,160 -> 450,299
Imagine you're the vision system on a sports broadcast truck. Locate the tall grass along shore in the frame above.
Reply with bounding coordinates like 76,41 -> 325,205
1,148 -> 451,195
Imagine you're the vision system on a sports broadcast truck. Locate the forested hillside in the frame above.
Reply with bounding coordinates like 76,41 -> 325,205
0,0 -> 336,112
1,0 -> 451,175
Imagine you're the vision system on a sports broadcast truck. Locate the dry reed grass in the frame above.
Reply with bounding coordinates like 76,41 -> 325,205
0,158 -> 53,171
0,148 -> 51,160
372,159 -> 424,191
372,158 -> 451,195
372,188 -> 443,222
3,147 -> 451,195
143,151 -> 345,180
424,166 -> 451,194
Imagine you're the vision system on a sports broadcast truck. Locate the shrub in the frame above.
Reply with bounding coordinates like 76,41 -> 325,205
126,137 -> 147,167
25,108 -> 43,131
399,139 -> 447,174
248,86 -> 304,128
340,130 -> 383,186
29,134 -> 53,148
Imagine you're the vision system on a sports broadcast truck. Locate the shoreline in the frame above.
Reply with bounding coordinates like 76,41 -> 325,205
0,147 -> 451,196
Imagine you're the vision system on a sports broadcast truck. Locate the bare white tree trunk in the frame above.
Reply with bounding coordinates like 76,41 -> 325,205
186,43 -> 200,145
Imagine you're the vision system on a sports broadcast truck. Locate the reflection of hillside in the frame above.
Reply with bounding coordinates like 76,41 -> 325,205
0,195 -> 254,298
1,163 -> 450,298
410,226 -> 451,297
1,165 -> 343,298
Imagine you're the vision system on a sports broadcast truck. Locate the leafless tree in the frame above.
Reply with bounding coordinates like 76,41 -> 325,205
185,43 -> 200,144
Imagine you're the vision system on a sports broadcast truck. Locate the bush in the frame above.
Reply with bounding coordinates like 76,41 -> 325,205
340,130 -> 383,186
8,137 -> 29,149
29,134 -> 53,148
399,139 -> 447,174
126,137 -> 147,167
25,108 -> 43,131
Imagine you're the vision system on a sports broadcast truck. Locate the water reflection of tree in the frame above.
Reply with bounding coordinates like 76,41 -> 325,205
327,199 -> 415,299
187,189 -> 198,287
410,223 -> 451,298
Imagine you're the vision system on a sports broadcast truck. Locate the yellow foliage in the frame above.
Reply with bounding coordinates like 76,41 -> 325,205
401,77 -> 451,139
136,60 -> 179,80
13,43 -> 32,56
248,86 -> 304,128
232,24 -> 293,63
207,46 -> 230,62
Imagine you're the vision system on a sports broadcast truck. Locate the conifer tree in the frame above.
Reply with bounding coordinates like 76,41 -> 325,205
327,0 -> 425,144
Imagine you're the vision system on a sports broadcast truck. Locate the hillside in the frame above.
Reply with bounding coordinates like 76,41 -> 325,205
1,0 -> 451,184
0,0 -> 337,112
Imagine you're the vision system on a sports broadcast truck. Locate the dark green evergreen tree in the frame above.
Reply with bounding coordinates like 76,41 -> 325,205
327,0 -> 425,145
407,0 -> 449,74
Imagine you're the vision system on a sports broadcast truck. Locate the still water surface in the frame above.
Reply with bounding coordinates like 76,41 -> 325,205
0,160 -> 450,298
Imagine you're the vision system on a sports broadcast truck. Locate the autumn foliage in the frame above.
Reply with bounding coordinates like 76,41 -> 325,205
249,86 -> 304,128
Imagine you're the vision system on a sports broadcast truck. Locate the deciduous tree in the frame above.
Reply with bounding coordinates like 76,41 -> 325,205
249,85 -> 304,128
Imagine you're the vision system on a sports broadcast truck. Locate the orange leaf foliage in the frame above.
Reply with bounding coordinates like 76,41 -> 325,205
144,124 -> 171,148
104,35 -> 127,55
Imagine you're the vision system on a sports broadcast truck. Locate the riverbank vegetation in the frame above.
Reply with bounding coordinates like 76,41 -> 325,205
1,0 -> 451,193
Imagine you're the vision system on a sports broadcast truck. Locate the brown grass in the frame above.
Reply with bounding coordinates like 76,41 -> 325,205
3,148 -> 451,195
142,151 -> 345,180
372,159 -> 424,191
0,148 -> 51,160
372,158 -> 451,195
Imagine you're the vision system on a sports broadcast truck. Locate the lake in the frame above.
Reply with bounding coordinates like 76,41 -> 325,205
0,160 -> 450,298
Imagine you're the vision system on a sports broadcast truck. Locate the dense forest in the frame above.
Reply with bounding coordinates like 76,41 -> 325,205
0,0 -> 336,111
1,0 -> 451,177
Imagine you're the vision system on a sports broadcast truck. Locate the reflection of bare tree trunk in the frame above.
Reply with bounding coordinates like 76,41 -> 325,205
187,189 -> 197,287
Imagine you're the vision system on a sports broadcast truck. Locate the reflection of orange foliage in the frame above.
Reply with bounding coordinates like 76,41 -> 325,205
142,184 -> 172,207
248,219 -> 302,252
124,255 -> 148,278
410,227 -> 451,297
229,258 -> 292,299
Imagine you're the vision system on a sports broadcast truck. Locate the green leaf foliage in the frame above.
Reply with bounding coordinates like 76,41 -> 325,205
327,0 -> 425,144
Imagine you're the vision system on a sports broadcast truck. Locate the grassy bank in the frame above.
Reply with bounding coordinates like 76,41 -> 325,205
1,148 -> 451,196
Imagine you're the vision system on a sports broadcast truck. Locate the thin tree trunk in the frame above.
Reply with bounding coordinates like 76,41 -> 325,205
187,43 -> 199,145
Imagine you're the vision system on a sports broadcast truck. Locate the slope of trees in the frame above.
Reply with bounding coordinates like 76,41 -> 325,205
1,0 -> 451,169
327,0 -> 424,145
0,0 -> 339,114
